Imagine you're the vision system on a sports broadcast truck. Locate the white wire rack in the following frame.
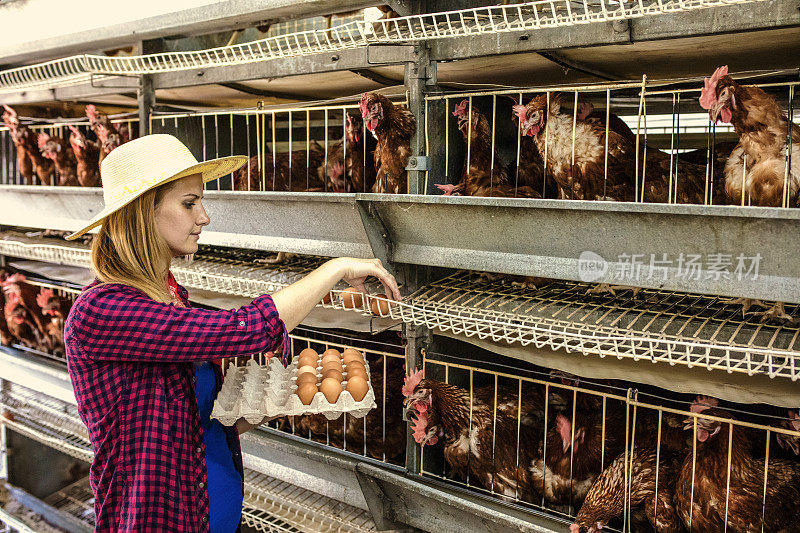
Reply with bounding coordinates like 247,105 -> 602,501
243,470 -> 376,533
0,0 -> 763,93
0,384 -> 92,464
403,271 -> 800,380
42,479 -> 94,529
3,232 -> 799,380
0,234 -> 380,298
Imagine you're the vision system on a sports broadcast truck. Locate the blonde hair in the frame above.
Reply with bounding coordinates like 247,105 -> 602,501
91,182 -> 177,303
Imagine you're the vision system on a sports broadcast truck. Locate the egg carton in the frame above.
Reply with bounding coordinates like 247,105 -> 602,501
211,356 -> 377,425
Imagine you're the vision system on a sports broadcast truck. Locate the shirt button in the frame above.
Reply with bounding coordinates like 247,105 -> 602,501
202,516 -> 208,523
238,320 -> 246,327
196,447 -> 202,454
199,482 -> 205,489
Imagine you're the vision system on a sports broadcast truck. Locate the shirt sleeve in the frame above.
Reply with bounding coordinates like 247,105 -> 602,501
66,284 -> 288,363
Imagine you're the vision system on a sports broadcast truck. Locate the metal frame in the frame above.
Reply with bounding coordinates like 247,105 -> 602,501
3,191 -> 798,303
0,0 -> 772,96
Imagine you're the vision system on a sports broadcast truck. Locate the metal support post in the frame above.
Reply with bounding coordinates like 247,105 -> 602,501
404,44 -> 437,195
137,39 -> 164,136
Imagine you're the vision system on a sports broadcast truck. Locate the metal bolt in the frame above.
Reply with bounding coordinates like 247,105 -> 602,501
409,158 -> 417,168
331,54 -> 340,61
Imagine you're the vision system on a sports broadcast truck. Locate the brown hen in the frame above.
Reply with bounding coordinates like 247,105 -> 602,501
38,133 -> 78,186
359,92 -> 415,194
700,65 -> 800,207
675,407 -> 800,532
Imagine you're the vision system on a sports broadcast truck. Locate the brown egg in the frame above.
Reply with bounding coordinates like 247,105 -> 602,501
346,376 -> 369,402
346,365 -> 368,381
296,382 -> 318,405
340,287 -> 364,309
322,360 -> 343,373
297,365 -> 318,376
298,353 -> 319,368
296,373 -> 318,386
345,359 -> 366,372
320,377 -> 342,403
342,349 -> 364,365
298,348 -> 317,359
323,368 -> 343,382
370,293 -> 391,316
322,348 -> 341,359
321,292 -> 332,305
322,356 -> 341,366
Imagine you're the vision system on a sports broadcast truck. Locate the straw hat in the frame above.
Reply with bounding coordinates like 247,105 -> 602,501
66,134 -> 247,240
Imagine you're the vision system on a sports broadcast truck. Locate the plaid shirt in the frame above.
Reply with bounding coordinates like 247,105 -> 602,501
64,278 -> 288,532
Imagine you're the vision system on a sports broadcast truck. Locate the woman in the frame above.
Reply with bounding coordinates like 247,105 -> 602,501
63,134 -> 400,532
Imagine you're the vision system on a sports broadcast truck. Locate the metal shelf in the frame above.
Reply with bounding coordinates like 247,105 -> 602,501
408,271 -> 800,380
42,479 -> 94,530
0,482 -> 91,533
243,469 -> 376,532
0,384 -> 91,464
4,231 -> 798,384
0,0 -> 767,96
3,192 -> 799,304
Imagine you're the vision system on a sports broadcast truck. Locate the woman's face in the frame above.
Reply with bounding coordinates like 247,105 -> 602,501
154,174 -> 210,257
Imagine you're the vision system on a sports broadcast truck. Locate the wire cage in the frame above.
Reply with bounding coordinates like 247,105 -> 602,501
150,96 -> 407,193
424,71 -> 799,208
0,115 -> 139,187
0,383 -> 91,465
3,235 -> 797,381
409,346 -> 800,531
242,470 -> 376,533
224,326 -> 407,466
42,478 -> 94,529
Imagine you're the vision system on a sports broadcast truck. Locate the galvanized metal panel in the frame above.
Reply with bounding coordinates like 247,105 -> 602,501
0,346 -> 76,406
356,462 -> 568,533
0,187 -> 374,258
201,191 -> 373,257
357,194 -> 800,303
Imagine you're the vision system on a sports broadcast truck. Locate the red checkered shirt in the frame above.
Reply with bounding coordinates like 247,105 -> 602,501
64,277 -> 288,531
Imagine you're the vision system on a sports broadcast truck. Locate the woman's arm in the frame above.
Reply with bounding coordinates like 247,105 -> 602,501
271,257 -> 401,332
67,258 -> 399,364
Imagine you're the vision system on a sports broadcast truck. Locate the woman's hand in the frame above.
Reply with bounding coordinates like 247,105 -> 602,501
336,257 -> 402,302
271,257 -> 403,333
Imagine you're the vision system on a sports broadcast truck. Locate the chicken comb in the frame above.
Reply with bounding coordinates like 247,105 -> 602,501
359,92 -> 370,118
512,104 -> 528,121
402,368 -> 424,397
36,288 -> 54,308
690,395 -> 718,413
2,104 -> 15,117
452,99 -> 468,117
699,65 -> 728,110
96,124 -> 109,143
68,125 -> 82,137
4,290 -> 19,306
37,133 -> 50,149
4,298 -> 18,314
4,273 -> 26,285
85,104 -> 97,120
